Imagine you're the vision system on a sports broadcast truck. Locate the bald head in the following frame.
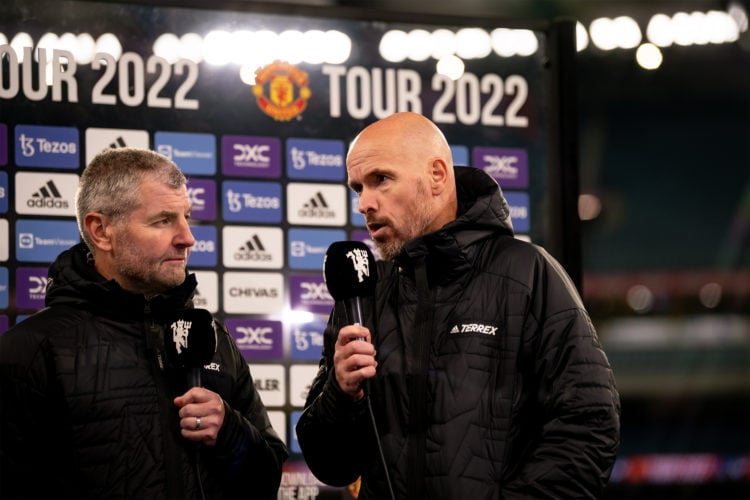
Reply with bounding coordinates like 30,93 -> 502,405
346,113 -> 458,259
348,112 -> 454,176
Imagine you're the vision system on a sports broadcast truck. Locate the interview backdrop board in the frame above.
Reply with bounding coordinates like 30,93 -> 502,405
0,0 -> 579,496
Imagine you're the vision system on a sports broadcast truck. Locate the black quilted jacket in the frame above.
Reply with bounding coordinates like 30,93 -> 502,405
296,167 -> 621,499
0,243 -> 288,499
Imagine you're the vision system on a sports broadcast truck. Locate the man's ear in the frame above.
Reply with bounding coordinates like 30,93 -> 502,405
83,212 -> 114,252
429,158 -> 450,195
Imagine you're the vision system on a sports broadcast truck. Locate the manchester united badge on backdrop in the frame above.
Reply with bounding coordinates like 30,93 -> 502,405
253,61 -> 311,121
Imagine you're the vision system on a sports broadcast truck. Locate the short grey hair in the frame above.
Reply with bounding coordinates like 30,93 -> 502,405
76,147 -> 187,251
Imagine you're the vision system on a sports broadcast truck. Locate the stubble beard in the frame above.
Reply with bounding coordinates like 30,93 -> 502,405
372,181 -> 433,261
113,231 -> 186,296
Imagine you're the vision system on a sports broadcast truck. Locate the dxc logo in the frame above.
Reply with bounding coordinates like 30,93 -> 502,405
300,281 -> 331,301
236,326 -> 274,345
234,144 -> 270,163
28,275 -> 47,294
483,155 -> 519,175
188,187 -> 206,209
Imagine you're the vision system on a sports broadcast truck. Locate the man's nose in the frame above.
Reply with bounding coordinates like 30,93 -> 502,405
358,188 -> 376,214
176,218 -> 196,248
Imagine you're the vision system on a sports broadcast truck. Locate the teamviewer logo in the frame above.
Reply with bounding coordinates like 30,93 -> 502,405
18,233 -> 34,249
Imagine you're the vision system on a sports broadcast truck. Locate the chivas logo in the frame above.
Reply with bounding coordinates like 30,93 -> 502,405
253,61 -> 311,121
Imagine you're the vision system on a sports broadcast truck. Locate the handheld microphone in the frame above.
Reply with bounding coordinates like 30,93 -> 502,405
164,308 -> 217,388
324,241 -> 394,499
323,241 -> 378,326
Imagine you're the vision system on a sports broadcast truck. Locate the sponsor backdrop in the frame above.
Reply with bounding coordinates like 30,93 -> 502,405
0,1 -> 577,497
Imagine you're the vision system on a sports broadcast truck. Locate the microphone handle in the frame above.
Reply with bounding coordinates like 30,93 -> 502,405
344,296 -> 364,326
189,366 -> 202,388
344,297 -> 367,341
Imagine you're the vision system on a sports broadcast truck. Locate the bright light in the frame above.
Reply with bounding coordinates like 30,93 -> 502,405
58,32 -> 78,56
239,64 -> 258,85
379,30 -> 408,62
10,32 -> 33,63
36,32 -> 59,62
699,283 -> 722,308
203,30 -> 232,65
324,30 -> 351,64
255,30 -> 282,65
589,18 -> 618,50
230,30 -> 260,65
515,29 -> 539,56
613,16 -> 642,49
576,21 -> 589,52
456,28 -> 491,59
578,193 -> 602,220
636,43 -> 663,69
590,16 -> 641,50
491,28 -> 516,57
691,12 -> 711,45
648,10 -> 739,47
153,33 -> 181,63
284,309 -> 316,324
706,10 -> 740,43
302,30 -> 329,64
278,30 -> 304,64
75,33 -> 96,64
431,29 -> 456,59
436,55 -> 465,80
728,1 -> 749,31
646,13 -> 674,47
406,29 -> 433,61
672,12 -> 696,46
626,285 -> 655,313
0,33 -> 7,46
95,33 -> 122,60
179,33 -> 204,63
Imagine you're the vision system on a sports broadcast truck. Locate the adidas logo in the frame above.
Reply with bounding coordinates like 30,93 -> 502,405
241,235 -> 266,252
297,192 -> 335,219
109,136 -> 127,148
449,323 -> 498,336
235,234 -> 272,262
27,180 -> 68,209
303,192 -> 329,209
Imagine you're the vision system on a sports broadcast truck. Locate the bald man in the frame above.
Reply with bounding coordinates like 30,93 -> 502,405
297,112 -> 621,499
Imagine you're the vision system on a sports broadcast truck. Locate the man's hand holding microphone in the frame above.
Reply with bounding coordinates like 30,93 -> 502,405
324,241 -> 379,401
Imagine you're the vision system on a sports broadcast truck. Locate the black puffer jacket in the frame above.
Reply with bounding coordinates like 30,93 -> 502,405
0,243 -> 288,499
296,167 -> 620,499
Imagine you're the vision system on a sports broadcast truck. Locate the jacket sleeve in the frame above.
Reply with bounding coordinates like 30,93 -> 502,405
295,304 -> 373,487
503,250 -> 621,499
207,325 -> 289,499
0,318 -> 79,498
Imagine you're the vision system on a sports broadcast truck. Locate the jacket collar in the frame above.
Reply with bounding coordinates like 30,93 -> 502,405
394,166 -> 513,285
45,243 -> 197,320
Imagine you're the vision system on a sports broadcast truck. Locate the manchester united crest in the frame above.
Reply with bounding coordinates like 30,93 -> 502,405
253,61 -> 311,121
